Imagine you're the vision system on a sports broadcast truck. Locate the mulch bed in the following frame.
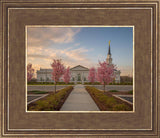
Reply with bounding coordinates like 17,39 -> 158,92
56,87 -> 73,110
87,89 -> 133,111
28,87 -> 73,111
88,92 -> 107,110
104,92 -> 133,108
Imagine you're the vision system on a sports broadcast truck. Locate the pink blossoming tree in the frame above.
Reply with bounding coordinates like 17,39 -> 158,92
51,59 -> 65,93
88,67 -> 96,85
97,61 -> 115,92
27,63 -> 34,82
63,67 -> 71,84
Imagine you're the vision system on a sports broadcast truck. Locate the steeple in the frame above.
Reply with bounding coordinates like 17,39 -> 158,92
108,40 -> 111,55
106,40 -> 112,64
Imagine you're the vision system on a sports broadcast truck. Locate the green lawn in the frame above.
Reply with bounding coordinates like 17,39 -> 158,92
28,90 -> 48,94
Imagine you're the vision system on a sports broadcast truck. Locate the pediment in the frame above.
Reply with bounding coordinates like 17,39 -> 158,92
70,65 -> 89,71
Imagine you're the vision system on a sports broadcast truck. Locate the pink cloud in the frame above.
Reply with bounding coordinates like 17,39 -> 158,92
27,27 -> 81,47
27,27 -> 96,70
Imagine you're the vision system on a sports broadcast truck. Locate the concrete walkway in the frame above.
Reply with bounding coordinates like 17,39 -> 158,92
60,84 -> 100,111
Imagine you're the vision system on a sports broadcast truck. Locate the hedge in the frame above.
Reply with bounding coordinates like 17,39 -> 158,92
28,86 -> 73,111
28,82 -> 74,85
85,86 -> 132,111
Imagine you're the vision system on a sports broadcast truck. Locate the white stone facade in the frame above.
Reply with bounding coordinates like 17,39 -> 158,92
37,65 -> 89,84
114,69 -> 121,83
37,69 -> 53,82
70,65 -> 89,84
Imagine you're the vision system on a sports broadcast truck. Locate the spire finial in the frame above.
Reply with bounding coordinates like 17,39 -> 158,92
109,40 -> 111,46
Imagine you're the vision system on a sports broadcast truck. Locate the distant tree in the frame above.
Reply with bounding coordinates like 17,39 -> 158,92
97,61 -> 115,92
120,76 -> 133,83
30,78 -> 37,82
88,67 -> 96,85
51,59 -> 65,93
27,63 -> 34,82
63,67 -> 71,84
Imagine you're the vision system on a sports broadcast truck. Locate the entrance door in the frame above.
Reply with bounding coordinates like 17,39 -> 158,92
77,73 -> 81,82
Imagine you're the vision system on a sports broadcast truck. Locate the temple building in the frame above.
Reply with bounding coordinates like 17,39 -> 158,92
36,41 -> 120,83
36,65 -> 89,84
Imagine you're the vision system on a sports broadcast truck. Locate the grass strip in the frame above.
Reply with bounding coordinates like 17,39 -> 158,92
109,90 -> 119,92
28,82 -> 74,85
28,90 -> 48,94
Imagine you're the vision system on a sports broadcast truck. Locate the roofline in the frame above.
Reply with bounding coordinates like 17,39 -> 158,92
70,65 -> 89,70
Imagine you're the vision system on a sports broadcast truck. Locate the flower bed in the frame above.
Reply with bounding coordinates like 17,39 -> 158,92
85,86 -> 133,111
28,86 -> 73,111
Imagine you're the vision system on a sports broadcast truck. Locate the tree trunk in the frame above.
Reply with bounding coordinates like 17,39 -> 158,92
54,81 -> 56,94
104,84 -> 105,93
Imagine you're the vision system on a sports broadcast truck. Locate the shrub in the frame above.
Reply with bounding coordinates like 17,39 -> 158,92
85,86 -> 132,111
84,82 -> 101,85
28,86 -> 73,111
28,82 -> 74,85
36,100 -> 52,111
99,95 -> 108,103
109,90 -> 119,92
113,104 -> 130,111
105,97 -> 117,108
128,90 -> 133,94
108,82 -> 133,85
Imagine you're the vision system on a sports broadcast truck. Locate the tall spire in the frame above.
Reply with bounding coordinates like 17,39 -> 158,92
106,40 -> 112,64
108,40 -> 111,55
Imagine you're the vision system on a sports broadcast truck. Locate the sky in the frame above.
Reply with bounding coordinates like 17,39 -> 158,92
27,26 -> 133,77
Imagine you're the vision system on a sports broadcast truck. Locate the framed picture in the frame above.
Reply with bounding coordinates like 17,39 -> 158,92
0,0 -> 159,137
26,26 -> 134,112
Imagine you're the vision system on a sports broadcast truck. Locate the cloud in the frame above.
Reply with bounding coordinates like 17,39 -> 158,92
27,27 -> 81,47
74,43 -> 80,46
28,54 -> 49,59
27,43 -> 94,70
27,27 -> 96,71
63,47 -> 89,61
